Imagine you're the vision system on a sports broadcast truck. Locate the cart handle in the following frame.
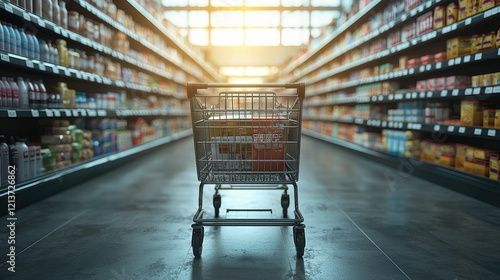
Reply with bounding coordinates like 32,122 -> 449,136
187,82 -> 305,99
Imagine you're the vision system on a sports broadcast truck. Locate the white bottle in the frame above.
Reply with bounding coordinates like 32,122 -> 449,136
26,0 -> 33,13
18,77 -> 29,108
59,0 -> 68,29
42,0 -> 53,21
28,145 -> 36,179
52,0 -> 60,26
35,145 -> 41,176
15,139 -> 29,182
0,136 -> 9,186
34,0 -> 42,17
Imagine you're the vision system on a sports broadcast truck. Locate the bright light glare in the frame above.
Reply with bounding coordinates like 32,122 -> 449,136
245,11 -> 280,27
211,29 -> 244,45
246,28 -> 280,46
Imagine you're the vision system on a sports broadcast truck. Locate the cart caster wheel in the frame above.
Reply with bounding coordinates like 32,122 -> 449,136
281,193 -> 290,218
213,194 -> 221,218
293,226 -> 305,258
192,227 -> 204,258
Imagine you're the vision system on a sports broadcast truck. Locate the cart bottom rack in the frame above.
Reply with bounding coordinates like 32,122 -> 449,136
188,83 -> 306,258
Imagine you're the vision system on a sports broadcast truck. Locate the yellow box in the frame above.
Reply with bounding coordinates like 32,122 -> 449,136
484,109 -> 496,127
471,35 -> 480,54
495,110 -> 500,128
468,0 -> 479,16
458,0 -> 468,20
446,37 -> 471,59
434,6 -> 446,29
461,100 -> 484,126
447,3 -> 458,25
490,171 -> 499,180
471,75 -> 482,87
464,158 -> 475,173
490,155 -> 499,171
482,32 -> 496,50
456,155 -> 466,170
492,72 -> 500,85
481,0 -> 496,11
473,148 -> 497,160
440,155 -> 456,167
472,159 -> 489,177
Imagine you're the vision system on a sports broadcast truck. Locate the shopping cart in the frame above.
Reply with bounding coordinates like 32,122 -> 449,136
187,83 -> 306,258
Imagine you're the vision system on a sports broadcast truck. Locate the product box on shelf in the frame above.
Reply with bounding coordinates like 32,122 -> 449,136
420,54 -> 432,65
446,76 -> 470,89
460,100 -> 484,126
483,109 -> 496,127
490,154 -> 499,180
482,32 -> 496,50
407,57 -> 419,68
436,77 -> 446,90
434,51 -> 446,62
416,11 -> 434,36
434,6 -> 446,29
417,80 -> 427,91
447,3 -> 458,25
446,37 -> 471,59
455,144 -> 467,170
458,0 -> 468,20
401,23 -> 416,42
495,110 -> 500,128
427,79 -> 437,91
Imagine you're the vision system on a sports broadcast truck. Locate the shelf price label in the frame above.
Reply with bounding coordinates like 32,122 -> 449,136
409,68 -> 415,75
414,123 -> 422,130
53,109 -> 61,117
420,91 -> 426,98
426,64 -> 432,71
442,26 -> 451,34
419,65 -> 425,72
371,96 -> 377,102
1,53 -> 9,62
485,87 -> 493,94
448,59 -> 455,66
87,109 -> 97,117
5,3 -> 13,12
436,62 -> 442,69
441,90 -> 448,97
53,26 -> 61,34
464,55 -> 471,63
494,86 -> 500,93
382,121 -> 387,127
454,57 -> 461,64
458,127 -> 466,133
31,109 -> 39,117
388,95 -> 394,100
498,48 -> 500,56
447,126 -> 455,132
72,109 -> 79,116
80,109 -> 87,117
452,89 -> 459,96
465,18 -> 472,25
434,125 -> 441,131
473,88 -> 481,95
412,92 -> 417,99
64,109 -> 72,117
97,110 -> 107,117
7,110 -> 16,118
474,128 -> 482,135
45,109 -> 53,117
23,12 -> 30,21
37,18 -> 45,27
52,65 -> 59,74
488,130 -> 496,137
427,91 -> 433,98
425,1 -> 432,8
474,53 -> 483,61
451,23 -> 457,30
406,92 -> 412,99
465,88 -> 473,95
26,60 -> 34,68
39,63 -> 46,71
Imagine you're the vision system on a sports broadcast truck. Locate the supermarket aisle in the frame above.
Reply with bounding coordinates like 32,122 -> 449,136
1,136 -> 500,280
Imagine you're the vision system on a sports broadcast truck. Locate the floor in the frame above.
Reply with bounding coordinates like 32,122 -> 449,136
1,136 -> 500,280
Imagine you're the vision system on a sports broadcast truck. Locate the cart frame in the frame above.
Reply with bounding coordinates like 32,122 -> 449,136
187,83 -> 306,258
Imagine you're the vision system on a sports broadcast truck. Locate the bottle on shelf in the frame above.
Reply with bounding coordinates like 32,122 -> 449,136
25,30 -> 34,59
9,77 -> 19,108
26,0 -> 33,13
37,80 -> 47,109
0,21 -> 4,51
1,22 -> 9,52
17,77 -> 29,108
40,40 -> 50,62
52,0 -> 60,26
7,137 -> 17,179
51,42 -> 59,65
15,139 -> 29,183
32,79 -> 40,108
2,77 -> 12,107
27,78 -> 36,108
0,78 -> 6,107
18,0 -> 26,9
34,0 -> 42,17
18,27 -> 28,57
11,25 -> 21,55
42,0 -> 53,22
59,0 -> 68,29
0,135 -> 9,186
6,24 -> 16,54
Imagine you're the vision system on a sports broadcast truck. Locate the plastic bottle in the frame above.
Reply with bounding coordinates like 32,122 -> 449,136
0,78 -> 6,107
15,139 -> 29,182
40,40 -> 49,62
34,0 -> 42,17
51,42 -> 59,64
9,77 -> 19,108
28,145 -> 36,179
19,0 -> 26,10
7,137 -> 18,181
11,25 -> 21,55
0,20 -> 4,51
6,24 -> 16,54
18,27 -> 29,57
37,80 -> 47,109
26,31 -> 36,59
33,80 -> 40,109
59,0 -> 67,29
0,136 -> 9,186
30,32 -> 40,60
1,22 -> 9,52
27,79 -> 36,108
42,0 -> 53,21
17,77 -> 29,108
3,77 -> 12,107
52,0 -> 60,26
26,0 -> 33,13
34,144 -> 41,176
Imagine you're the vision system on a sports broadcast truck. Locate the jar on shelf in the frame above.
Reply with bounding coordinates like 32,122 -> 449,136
68,11 -> 79,32
55,39 -> 68,67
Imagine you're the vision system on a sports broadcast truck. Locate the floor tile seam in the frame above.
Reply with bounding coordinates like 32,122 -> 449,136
0,210 -> 87,267
334,205 -> 412,280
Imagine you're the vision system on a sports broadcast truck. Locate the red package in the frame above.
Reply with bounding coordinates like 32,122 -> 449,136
252,118 -> 286,171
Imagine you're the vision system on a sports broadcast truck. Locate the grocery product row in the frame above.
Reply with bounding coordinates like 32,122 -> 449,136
1,0 -> 212,81
0,76 -> 188,112
305,98 -> 500,128
281,0 -> 500,84
0,116 -> 189,186
303,122 -> 500,181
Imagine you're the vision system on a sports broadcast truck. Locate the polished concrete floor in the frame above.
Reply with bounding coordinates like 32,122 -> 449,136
1,136 -> 500,280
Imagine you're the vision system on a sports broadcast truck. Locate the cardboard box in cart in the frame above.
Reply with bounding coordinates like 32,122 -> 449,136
252,118 -> 287,171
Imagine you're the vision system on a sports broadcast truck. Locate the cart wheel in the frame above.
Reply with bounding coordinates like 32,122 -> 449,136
293,226 -> 305,258
213,194 -> 221,218
281,193 -> 290,218
192,227 -> 204,258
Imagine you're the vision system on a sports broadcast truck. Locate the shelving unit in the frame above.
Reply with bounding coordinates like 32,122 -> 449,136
0,1 -> 221,210
276,0 -> 500,204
